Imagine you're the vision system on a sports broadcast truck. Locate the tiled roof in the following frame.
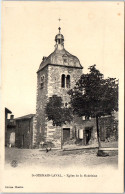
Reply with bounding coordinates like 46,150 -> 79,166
15,114 -> 35,120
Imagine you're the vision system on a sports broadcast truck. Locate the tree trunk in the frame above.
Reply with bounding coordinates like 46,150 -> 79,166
96,115 -> 101,148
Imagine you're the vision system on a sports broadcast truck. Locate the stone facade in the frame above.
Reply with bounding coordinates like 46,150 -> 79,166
35,63 -> 84,148
74,115 -> 118,146
99,115 -> 118,141
74,117 -> 97,145
35,66 -> 49,147
15,114 -> 35,148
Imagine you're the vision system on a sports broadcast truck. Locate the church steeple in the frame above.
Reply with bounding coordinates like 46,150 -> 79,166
55,27 -> 64,50
55,19 -> 64,50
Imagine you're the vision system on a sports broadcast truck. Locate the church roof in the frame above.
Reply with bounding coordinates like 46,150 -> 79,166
37,27 -> 83,72
38,48 -> 83,72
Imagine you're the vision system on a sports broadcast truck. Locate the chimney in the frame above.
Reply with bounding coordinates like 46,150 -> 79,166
10,115 -> 14,119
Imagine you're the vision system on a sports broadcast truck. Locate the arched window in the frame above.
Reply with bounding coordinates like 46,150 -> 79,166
66,75 -> 70,88
61,74 -> 65,88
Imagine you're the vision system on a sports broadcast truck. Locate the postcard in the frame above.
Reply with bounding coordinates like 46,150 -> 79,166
0,1 -> 124,193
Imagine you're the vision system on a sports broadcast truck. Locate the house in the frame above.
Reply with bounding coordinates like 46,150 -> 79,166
76,113 -> 118,145
15,114 -> 36,148
5,108 -> 16,147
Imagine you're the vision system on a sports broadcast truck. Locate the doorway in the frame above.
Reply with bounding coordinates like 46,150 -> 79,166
84,127 -> 92,145
63,128 -> 70,143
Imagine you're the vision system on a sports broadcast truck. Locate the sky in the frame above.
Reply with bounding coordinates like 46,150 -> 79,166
1,1 -> 124,118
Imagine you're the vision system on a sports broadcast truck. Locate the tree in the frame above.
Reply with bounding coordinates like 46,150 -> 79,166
68,65 -> 118,148
45,95 -> 73,127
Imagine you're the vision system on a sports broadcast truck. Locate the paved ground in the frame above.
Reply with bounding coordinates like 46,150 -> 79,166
5,147 -> 118,169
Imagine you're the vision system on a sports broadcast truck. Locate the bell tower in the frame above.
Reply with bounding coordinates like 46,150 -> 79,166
55,27 -> 64,50
35,26 -> 83,149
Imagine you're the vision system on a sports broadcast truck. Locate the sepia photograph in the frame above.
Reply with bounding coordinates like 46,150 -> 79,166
1,1 -> 124,193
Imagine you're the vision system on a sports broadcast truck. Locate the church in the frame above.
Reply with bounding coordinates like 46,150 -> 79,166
34,27 -> 98,149
14,26 -> 117,149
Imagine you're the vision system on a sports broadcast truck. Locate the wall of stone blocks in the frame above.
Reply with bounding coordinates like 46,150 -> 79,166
98,116 -> 116,141
35,66 -> 49,146
46,120 -> 62,149
48,65 -> 82,101
32,116 -> 37,146
47,65 -> 83,147
35,64 -> 83,148
74,116 -> 116,145
15,118 -> 33,148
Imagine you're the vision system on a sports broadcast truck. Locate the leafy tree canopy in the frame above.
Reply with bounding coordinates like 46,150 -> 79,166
68,65 -> 118,118
45,95 -> 73,126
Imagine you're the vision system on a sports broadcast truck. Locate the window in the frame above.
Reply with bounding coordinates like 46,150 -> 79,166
61,74 -> 65,88
61,74 -> 70,88
40,75 -> 45,89
66,75 -> 70,88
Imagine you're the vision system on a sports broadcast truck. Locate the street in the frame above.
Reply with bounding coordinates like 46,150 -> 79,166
5,147 -> 118,169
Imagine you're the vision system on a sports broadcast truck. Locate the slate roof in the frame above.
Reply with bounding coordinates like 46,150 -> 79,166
38,48 -> 83,72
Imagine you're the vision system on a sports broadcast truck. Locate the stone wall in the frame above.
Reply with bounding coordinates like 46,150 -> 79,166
98,115 -> 117,141
47,65 -> 82,148
32,116 -> 37,146
74,116 -> 117,145
35,64 -> 83,148
73,116 -> 97,145
48,65 -> 82,99
46,120 -> 62,149
35,66 -> 49,146
15,118 -> 34,148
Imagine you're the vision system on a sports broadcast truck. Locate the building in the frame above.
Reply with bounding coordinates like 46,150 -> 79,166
5,108 -> 16,147
11,27 -> 118,149
35,27 -> 98,149
78,113 -> 118,145
15,114 -> 35,148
